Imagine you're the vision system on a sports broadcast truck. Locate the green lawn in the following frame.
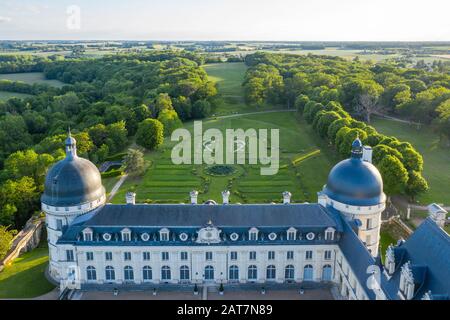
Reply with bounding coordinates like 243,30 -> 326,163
0,244 -> 55,298
372,117 -> 450,206
111,112 -> 337,204
0,72 -> 65,88
203,62 -> 280,115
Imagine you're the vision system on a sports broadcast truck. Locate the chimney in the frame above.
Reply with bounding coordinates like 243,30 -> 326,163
190,190 -> 198,204
362,146 -> 373,163
222,190 -> 230,204
126,192 -> 136,205
283,191 -> 292,204
427,203 -> 447,228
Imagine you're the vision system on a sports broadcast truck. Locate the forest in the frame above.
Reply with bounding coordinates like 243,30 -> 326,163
243,52 -> 450,202
0,51 -> 217,253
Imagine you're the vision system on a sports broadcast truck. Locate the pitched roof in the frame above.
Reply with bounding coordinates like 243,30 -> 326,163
79,203 -> 340,228
382,218 -> 450,300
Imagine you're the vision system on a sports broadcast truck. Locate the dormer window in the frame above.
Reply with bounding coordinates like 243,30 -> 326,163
121,228 -> 131,242
325,227 -> 335,241
399,261 -> 415,300
287,227 -> 296,241
83,228 -> 93,242
249,228 -> 259,241
160,228 -> 170,241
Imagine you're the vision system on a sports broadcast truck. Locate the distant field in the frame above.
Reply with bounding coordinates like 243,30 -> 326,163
372,117 -> 450,206
0,91 -> 33,101
0,72 -> 65,87
112,112 -> 337,204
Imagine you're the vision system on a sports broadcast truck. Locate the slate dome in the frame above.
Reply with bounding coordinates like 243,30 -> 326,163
323,139 -> 385,206
41,133 -> 105,207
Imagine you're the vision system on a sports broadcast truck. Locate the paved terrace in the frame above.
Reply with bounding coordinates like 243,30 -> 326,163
78,283 -> 336,300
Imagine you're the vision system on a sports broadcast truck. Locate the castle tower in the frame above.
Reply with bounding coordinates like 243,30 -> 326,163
319,137 -> 386,257
41,131 -> 106,281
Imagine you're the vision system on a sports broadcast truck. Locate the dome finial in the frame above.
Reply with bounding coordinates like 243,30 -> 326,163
65,127 -> 77,158
351,135 -> 363,159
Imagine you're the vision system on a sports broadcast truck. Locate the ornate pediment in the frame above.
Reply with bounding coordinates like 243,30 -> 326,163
196,224 -> 222,244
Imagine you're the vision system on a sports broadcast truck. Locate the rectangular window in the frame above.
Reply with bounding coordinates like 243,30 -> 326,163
143,252 -> 151,261
160,232 -> 169,241
105,252 -> 113,261
162,252 -> 169,261
366,218 -> 373,230
287,232 -> 296,241
230,251 -> 238,260
306,251 -> 313,260
249,251 -> 257,260
86,252 -> 94,261
122,233 -> 131,242
268,251 -> 275,260
287,251 -> 294,260
249,232 -> 257,241
124,252 -> 131,261
66,250 -> 74,262
56,219 -> 63,231
324,250 -> 332,260
205,252 -> 213,261
180,252 -> 188,261
84,233 -> 92,242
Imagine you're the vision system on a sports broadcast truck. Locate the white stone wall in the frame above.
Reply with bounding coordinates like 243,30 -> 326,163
58,244 -> 339,285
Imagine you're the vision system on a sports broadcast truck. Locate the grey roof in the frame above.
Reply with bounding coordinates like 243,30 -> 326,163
82,203 -> 340,228
41,156 -> 105,207
324,157 -> 386,207
382,218 -> 450,300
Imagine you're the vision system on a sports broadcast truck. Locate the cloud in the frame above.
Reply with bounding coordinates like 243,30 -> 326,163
0,16 -> 12,23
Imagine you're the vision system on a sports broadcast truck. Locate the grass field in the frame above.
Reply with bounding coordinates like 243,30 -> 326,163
372,117 -> 450,206
203,63 -> 283,116
0,243 -> 54,298
0,72 -> 65,87
112,112 -> 337,204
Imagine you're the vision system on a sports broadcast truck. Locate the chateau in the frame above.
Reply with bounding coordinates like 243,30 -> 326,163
42,133 -> 449,300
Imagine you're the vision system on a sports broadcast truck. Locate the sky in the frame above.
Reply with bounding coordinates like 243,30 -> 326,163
0,0 -> 449,41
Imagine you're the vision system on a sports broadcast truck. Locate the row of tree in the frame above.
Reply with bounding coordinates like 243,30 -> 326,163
243,52 -> 431,200
243,52 -> 450,142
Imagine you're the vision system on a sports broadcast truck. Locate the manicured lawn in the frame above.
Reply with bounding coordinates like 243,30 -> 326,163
372,117 -> 450,206
0,245 -> 55,298
0,72 -> 65,87
111,112 -> 337,204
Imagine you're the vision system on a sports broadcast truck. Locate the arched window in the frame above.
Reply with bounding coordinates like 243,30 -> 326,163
143,266 -> 152,281
322,264 -> 332,281
205,265 -> 214,280
248,228 -> 259,241
304,264 -> 314,281
86,266 -> 96,281
124,266 -> 134,281
266,265 -> 276,280
285,265 -> 295,280
105,266 -> 115,281
180,266 -> 190,281
229,265 -> 239,281
248,265 -> 258,281
161,266 -> 171,280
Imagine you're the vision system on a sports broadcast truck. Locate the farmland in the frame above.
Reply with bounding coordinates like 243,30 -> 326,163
0,72 -> 65,87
